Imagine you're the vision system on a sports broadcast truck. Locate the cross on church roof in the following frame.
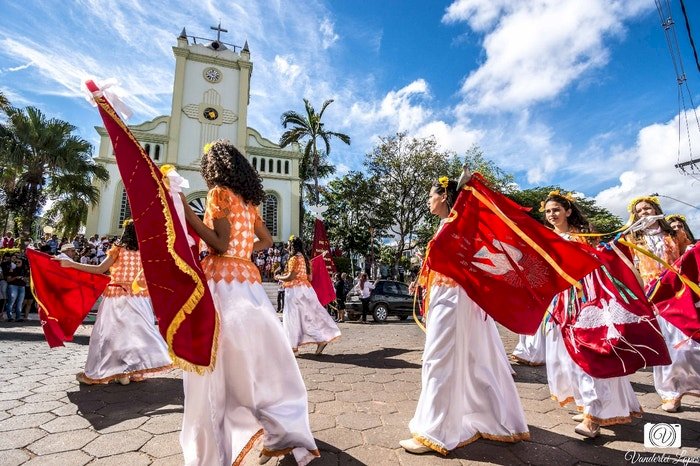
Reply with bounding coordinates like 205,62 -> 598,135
210,22 -> 228,42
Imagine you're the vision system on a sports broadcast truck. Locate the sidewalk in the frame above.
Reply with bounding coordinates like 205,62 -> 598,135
0,318 -> 698,465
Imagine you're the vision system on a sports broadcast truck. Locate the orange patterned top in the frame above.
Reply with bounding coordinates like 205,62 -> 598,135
102,246 -> 148,298
200,186 -> 262,284
282,254 -> 312,288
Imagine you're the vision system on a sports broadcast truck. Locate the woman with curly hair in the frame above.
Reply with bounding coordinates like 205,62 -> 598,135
275,236 -> 341,356
400,175 -> 529,455
626,197 -> 698,413
178,140 -> 318,466
56,220 -> 171,385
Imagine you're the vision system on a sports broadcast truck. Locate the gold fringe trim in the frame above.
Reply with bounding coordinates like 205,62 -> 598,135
412,434 -> 448,455
260,446 -> 321,459
294,335 -> 342,348
77,364 -> 173,384
95,95 -> 219,374
232,429 -> 264,466
661,392 -> 700,403
584,410 -> 643,427
510,354 -> 545,366
413,429 -> 530,456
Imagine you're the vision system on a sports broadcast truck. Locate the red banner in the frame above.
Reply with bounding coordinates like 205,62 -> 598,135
650,246 -> 700,343
426,173 -> 601,335
312,218 -> 336,274
85,80 -> 218,373
27,249 -> 110,348
310,255 -> 336,306
552,244 -> 671,378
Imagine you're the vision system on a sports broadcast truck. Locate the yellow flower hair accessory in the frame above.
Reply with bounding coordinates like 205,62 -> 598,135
203,142 -> 214,154
538,190 -> 577,212
289,235 -> 296,242
122,218 -> 133,228
438,176 -> 449,188
666,214 -> 686,223
627,195 -> 660,214
159,164 -> 175,176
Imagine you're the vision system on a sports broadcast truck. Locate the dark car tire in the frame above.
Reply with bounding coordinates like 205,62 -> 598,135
372,304 -> 389,322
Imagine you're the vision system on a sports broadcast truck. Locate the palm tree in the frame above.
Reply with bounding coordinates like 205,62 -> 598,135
0,92 -> 9,112
279,99 -> 351,206
0,106 -> 109,233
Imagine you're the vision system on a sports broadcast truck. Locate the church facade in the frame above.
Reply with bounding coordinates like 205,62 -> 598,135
85,27 -> 301,242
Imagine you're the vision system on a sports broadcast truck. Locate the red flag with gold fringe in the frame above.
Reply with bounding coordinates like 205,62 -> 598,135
26,249 -> 110,348
85,80 -> 218,372
425,173 -> 601,335
312,218 -> 336,274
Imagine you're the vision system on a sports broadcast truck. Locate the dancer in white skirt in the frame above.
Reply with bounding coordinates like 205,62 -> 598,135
627,197 -> 700,413
179,140 -> 318,466
276,236 -> 341,356
400,176 -> 529,455
57,220 -> 171,385
512,320 -> 546,366
543,192 -> 642,438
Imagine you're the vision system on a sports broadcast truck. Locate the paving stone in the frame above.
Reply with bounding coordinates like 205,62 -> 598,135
0,427 -> 46,450
22,391 -> 68,403
307,390 -> 336,403
507,442 -> 575,466
140,412 -> 183,434
0,412 -> 55,431
344,444 -> 400,465
309,412 -> 336,431
83,429 -> 152,457
0,448 -> 31,466
87,451 -> 152,465
336,390 -> 371,403
22,450 -> 92,465
140,431 -> 182,458
315,427 -> 364,451
362,424 -> 409,449
315,400 -> 356,416
150,453 -> 185,465
9,400 -> 64,415
337,412 -> 382,431
27,429 -> 98,454
40,414 -> 92,433
356,400 -> 397,415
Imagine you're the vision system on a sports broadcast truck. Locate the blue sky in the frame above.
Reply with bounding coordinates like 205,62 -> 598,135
1,0 -> 700,230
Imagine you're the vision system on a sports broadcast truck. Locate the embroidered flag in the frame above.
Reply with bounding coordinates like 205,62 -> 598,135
425,173 -> 601,335
85,80 -> 218,373
311,218 -> 336,274
650,246 -> 700,343
26,249 -> 110,348
552,244 -> 671,378
310,254 -> 336,306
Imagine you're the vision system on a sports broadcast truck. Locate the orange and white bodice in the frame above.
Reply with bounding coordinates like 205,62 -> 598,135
626,230 -> 680,286
102,246 -> 148,298
282,254 -> 312,289
200,186 -> 262,284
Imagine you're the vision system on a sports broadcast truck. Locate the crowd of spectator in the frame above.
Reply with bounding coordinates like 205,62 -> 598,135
252,243 -> 290,282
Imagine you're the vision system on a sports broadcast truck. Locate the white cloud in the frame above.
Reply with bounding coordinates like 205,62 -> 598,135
595,108 -> 700,232
2,61 -> 33,73
320,18 -> 339,49
444,0 -> 652,112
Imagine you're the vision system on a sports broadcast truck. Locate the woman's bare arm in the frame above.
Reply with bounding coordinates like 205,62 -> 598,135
180,193 -> 230,254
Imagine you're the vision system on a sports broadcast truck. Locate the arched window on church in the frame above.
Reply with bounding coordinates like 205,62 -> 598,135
144,144 -> 151,156
252,157 -> 257,170
118,188 -> 132,228
276,160 -> 281,173
154,145 -> 161,161
284,161 -> 289,174
261,193 -> 278,237
268,159 -> 274,172
259,158 -> 265,172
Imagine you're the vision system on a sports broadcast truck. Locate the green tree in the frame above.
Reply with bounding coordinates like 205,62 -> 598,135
367,133 -> 463,269
463,145 -> 515,193
508,186 -> 623,235
279,99 -> 351,209
0,92 -> 9,112
0,106 -> 109,233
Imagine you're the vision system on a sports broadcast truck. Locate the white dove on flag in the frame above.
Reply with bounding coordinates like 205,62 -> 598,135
573,298 -> 642,340
471,240 -> 524,276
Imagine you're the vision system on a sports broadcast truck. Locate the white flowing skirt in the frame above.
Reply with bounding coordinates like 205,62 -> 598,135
180,280 -> 318,466
408,284 -> 529,454
283,286 -> 341,351
83,295 -> 171,382
546,320 -> 642,423
512,319 -> 547,366
653,315 -> 700,403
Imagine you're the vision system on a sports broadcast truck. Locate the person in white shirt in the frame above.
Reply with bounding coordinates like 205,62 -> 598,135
353,273 -> 375,324
56,244 -> 78,261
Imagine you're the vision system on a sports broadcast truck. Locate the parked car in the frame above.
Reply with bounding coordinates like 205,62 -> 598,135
345,280 -> 415,322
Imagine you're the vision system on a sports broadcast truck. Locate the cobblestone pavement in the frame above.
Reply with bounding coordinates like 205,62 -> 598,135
0,316 -> 698,465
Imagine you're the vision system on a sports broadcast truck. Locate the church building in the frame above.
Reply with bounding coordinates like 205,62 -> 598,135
85,25 -> 301,242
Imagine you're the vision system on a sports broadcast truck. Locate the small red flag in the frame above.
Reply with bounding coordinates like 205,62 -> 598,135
310,254 -> 336,307
27,249 -> 110,348
312,218 -> 336,274
426,173 -> 601,335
